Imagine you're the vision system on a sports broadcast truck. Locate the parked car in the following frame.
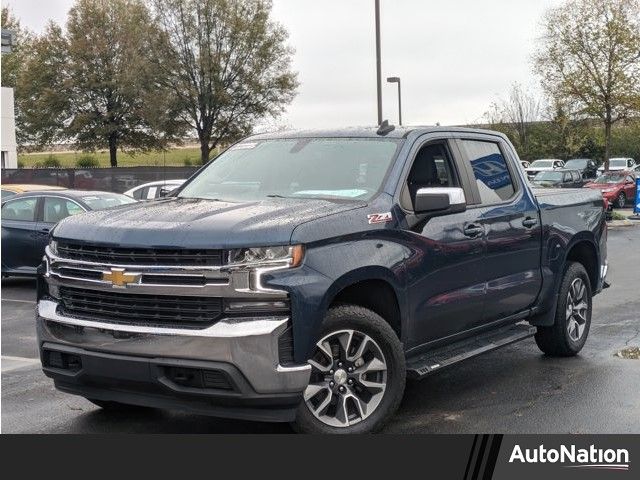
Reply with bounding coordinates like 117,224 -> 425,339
525,159 -> 565,180
1,184 -> 66,201
531,169 -> 585,189
37,126 -> 608,434
585,171 -> 637,209
124,179 -> 186,200
563,158 -> 598,179
2,190 -> 136,277
598,157 -> 637,173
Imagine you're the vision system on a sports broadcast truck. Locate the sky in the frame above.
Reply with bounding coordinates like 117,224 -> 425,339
3,0 -> 563,129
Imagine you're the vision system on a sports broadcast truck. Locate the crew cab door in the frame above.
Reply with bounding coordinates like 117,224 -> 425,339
397,135 -> 488,347
455,135 -> 542,323
1,196 -> 40,272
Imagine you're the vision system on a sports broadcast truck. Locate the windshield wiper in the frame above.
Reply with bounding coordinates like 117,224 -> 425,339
266,194 -> 289,199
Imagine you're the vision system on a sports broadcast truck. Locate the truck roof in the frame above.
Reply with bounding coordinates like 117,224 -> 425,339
248,125 -> 507,141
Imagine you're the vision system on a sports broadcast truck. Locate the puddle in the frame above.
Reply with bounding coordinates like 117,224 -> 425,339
615,347 -> 640,360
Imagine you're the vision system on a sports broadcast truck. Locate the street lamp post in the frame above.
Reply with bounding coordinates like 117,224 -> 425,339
375,0 -> 382,125
387,77 -> 402,126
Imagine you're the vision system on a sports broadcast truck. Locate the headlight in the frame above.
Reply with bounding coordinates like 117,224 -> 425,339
48,239 -> 58,256
601,189 -> 614,193
228,245 -> 304,268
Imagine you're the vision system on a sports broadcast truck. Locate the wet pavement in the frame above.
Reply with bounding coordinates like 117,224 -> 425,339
2,227 -> 639,433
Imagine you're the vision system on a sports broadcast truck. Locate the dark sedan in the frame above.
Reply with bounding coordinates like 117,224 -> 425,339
563,158 -> 598,179
531,169 -> 585,189
1,190 -> 136,277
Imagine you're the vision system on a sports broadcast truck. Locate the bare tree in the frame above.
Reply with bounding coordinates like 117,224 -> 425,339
534,0 -> 640,170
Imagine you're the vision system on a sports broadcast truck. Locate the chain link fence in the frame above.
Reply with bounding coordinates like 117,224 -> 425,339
1,166 -> 200,193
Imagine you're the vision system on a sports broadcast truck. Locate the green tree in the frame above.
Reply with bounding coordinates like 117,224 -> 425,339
18,0 -> 182,166
152,0 -> 298,164
534,0 -> 640,170
1,7 -> 31,89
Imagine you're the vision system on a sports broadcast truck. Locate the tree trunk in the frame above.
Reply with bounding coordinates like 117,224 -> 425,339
109,135 -> 118,168
604,120 -> 611,171
200,139 -> 210,165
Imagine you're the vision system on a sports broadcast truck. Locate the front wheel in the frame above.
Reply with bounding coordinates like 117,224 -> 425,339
615,192 -> 626,208
535,262 -> 592,356
293,305 -> 405,434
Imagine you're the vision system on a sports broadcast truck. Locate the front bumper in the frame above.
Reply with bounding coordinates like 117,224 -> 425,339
37,299 -> 311,422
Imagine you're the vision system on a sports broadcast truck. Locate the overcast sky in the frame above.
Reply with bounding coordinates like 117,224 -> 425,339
4,0 -> 562,129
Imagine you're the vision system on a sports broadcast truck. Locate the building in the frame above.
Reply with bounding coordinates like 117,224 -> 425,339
1,86 -> 18,169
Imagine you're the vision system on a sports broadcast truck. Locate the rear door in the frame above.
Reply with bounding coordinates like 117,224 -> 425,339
1,196 -> 39,272
455,135 -> 543,323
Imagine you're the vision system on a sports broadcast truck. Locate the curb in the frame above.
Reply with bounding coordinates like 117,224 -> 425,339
607,220 -> 639,229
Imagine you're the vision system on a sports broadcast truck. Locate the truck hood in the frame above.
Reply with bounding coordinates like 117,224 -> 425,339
53,197 -> 366,248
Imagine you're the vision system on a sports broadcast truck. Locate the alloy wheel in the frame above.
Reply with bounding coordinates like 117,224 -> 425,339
304,329 -> 387,428
566,278 -> 588,342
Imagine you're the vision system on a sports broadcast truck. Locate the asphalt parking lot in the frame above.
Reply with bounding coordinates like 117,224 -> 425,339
2,225 -> 639,434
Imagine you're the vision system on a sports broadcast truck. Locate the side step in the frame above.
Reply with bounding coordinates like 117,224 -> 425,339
406,323 -> 536,379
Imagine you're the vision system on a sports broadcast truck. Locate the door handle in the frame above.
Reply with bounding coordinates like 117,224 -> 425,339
522,217 -> 538,228
463,224 -> 483,237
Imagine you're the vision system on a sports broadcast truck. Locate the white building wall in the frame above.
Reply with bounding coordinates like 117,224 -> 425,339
1,86 -> 18,169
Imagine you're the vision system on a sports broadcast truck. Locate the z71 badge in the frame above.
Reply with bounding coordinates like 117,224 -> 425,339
367,212 -> 393,225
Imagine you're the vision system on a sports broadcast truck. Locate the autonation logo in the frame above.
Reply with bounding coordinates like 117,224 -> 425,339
509,444 -> 630,471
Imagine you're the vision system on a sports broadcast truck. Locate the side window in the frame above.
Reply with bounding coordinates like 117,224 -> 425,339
563,172 -> 571,183
572,171 -> 581,182
1,197 -> 37,221
132,187 -> 147,200
43,197 -> 83,223
461,140 -> 516,204
405,142 -> 457,209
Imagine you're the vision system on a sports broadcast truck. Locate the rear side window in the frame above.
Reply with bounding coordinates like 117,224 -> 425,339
43,197 -> 84,223
462,140 -> 516,204
1,197 -> 37,221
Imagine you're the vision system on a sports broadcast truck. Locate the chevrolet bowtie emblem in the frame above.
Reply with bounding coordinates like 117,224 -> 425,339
102,268 -> 140,288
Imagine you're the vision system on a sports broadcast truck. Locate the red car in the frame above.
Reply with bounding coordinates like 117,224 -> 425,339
585,170 -> 637,208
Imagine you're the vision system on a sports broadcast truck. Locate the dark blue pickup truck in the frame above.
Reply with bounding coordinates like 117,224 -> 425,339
36,126 -> 608,433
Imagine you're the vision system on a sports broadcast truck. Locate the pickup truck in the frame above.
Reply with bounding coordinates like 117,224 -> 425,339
36,126 -> 609,434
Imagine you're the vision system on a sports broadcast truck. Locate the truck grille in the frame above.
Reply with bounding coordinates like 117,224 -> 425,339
56,242 -> 223,266
58,287 -> 223,328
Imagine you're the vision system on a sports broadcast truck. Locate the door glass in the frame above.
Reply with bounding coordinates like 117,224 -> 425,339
405,143 -> 457,209
43,197 -> 83,223
462,140 -> 516,204
1,197 -> 37,221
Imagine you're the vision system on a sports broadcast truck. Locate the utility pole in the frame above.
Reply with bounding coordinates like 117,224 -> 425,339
375,0 -> 382,125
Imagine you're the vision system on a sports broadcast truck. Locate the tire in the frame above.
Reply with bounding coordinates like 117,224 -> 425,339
615,192 -> 626,208
535,262 -> 592,357
86,398 -> 152,412
293,304 -> 405,434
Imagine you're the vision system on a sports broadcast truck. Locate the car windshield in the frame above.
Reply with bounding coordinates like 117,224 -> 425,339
530,160 -> 554,168
609,159 -> 628,168
565,159 -> 588,168
178,138 -> 402,202
534,171 -> 563,181
593,174 -> 625,184
81,193 -> 137,210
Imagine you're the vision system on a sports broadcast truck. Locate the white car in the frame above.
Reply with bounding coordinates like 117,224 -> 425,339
124,179 -> 186,200
598,157 -> 636,172
525,159 -> 565,180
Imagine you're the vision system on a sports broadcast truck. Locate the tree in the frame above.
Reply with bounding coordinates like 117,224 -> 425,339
1,7 -> 31,89
534,0 -> 640,170
152,0 -> 298,164
18,0 -> 182,165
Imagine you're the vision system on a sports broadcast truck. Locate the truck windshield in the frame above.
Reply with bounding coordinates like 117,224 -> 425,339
178,138 -> 402,202
530,160 -> 554,168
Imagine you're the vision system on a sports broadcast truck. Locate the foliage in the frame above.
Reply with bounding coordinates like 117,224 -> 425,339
42,154 -> 61,168
151,0 -> 298,163
16,0 -> 184,166
75,154 -> 100,168
0,7 -> 31,89
534,0 -> 640,169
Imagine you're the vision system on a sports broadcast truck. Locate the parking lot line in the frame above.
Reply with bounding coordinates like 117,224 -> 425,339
1,298 -> 36,304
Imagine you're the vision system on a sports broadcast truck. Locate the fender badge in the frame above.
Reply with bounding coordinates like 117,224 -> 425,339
367,212 -> 393,225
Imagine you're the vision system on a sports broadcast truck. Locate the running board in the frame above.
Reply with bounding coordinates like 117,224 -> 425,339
406,323 -> 536,379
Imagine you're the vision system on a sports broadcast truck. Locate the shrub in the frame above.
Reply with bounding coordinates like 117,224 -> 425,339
43,154 -> 61,168
75,154 -> 100,168
17,159 -> 25,169
183,156 -> 193,166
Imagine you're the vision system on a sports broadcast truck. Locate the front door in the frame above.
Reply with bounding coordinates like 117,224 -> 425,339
399,138 -> 488,348
1,196 -> 39,273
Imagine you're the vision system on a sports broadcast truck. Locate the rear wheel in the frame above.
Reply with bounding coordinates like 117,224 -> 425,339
535,262 -> 592,356
293,305 -> 405,434
615,191 -> 626,208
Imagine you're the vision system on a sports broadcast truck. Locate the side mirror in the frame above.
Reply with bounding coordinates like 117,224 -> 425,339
414,187 -> 467,215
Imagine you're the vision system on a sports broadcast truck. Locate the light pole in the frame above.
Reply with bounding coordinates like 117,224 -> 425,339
375,0 -> 382,125
387,77 -> 402,126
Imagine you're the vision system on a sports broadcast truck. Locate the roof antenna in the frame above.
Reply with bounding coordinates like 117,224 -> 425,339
377,119 -> 395,136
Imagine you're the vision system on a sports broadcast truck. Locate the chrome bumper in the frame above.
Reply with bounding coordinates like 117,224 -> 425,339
37,299 -> 310,394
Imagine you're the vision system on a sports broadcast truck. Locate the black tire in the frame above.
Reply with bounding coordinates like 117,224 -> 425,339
615,191 -> 626,208
293,304 -> 405,434
535,262 -> 592,357
86,398 -> 152,412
